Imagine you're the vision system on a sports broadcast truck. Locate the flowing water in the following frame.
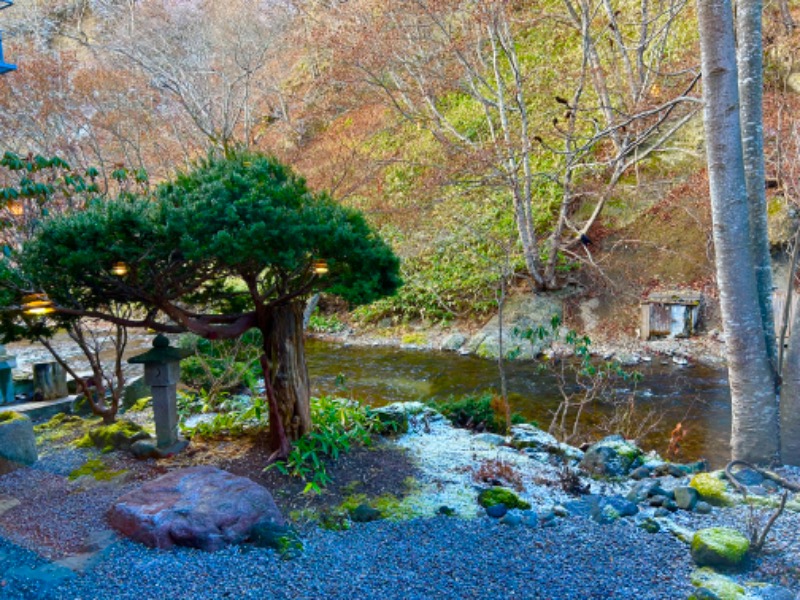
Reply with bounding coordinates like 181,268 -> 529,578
7,333 -> 733,468
306,340 -> 732,468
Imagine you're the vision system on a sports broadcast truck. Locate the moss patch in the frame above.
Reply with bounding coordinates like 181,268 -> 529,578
129,397 -> 152,412
34,414 -> 90,445
690,568 -> 745,600
690,472 -> 732,506
339,492 -> 416,521
68,458 -> 127,482
0,411 -> 25,424
75,419 -> 151,453
477,487 -> 531,510
34,413 -> 84,431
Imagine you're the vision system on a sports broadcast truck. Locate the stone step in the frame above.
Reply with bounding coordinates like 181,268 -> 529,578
3,396 -> 76,422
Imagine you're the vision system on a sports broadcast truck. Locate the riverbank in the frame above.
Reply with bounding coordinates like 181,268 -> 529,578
0,403 -> 797,599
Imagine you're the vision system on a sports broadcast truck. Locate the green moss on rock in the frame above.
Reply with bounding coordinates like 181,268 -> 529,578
691,527 -> 750,569
75,419 -> 151,452
0,411 -> 25,424
690,472 -> 732,506
689,568 -> 746,600
477,487 -> 531,510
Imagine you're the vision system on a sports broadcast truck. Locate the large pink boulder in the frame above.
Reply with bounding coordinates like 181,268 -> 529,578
107,466 -> 285,551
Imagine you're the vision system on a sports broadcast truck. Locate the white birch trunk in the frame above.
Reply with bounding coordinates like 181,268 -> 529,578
697,0 -> 780,464
737,0 -> 777,368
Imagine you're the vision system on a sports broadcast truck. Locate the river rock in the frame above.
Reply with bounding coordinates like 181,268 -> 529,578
0,411 -> 37,466
473,433 -> 506,446
691,527 -> 750,569
579,435 -> 643,477
694,501 -> 713,514
108,466 -> 285,551
440,333 -> 467,352
464,295 -> 562,360
486,503 -> 508,519
350,504 -> 382,523
627,479 -> 662,503
563,494 -> 638,524
510,424 -> 583,460
674,486 -> 699,511
629,466 -> 652,480
499,511 -> 522,526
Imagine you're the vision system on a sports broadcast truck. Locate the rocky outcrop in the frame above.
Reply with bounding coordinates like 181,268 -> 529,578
465,295 -> 562,360
108,466 -> 285,551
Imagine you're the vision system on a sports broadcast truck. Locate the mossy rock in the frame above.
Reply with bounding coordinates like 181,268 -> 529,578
68,458 -> 127,482
691,527 -> 750,570
690,472 -> 733,506
579,435 -> 644,478
75,420 -> 151,452
689,568 -> 745,600
477,487 -> 531,510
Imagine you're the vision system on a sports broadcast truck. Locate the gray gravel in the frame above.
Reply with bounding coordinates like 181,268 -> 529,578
0,517 -> 694,600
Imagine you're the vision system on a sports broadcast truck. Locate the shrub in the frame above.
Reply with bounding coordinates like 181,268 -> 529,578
432,393 -> 526,434
178,391 -> 266,438
269,396 -> 385,493
179,331 -> 263,406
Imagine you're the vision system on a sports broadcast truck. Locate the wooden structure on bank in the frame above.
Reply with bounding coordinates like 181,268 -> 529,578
773,289 -> 800,339
640,290 -> 702,341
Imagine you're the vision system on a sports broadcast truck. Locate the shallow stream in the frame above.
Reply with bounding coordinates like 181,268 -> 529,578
306,340 -> 732,468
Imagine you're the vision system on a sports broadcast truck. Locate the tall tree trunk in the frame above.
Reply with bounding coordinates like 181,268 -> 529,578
779,310 -> 800,464
260,300 -> 312,457
697,0 -> 780,464
737,0 -> 777,369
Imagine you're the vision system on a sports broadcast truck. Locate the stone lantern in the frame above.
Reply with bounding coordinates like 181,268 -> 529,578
0,344 -> 17,405
128,334 -> 192,453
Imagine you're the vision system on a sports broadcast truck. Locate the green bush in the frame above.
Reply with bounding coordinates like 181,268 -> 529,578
178,391 -> 266,437
432,393 -> 526,434
179,331 -> 263,406
308,310 -> 347,333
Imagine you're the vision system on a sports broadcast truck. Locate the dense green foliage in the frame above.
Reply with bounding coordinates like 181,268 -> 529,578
179,331 -> 264,402
20,151 -> 401,313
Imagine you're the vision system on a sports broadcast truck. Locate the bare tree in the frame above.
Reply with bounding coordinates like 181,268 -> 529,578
313,0 -> 700,289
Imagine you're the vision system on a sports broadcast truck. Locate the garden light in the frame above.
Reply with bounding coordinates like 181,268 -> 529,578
111,261 -> 129,276
312,259 -> 329,275
7,199 -> 22,216
21,293 -> 55,315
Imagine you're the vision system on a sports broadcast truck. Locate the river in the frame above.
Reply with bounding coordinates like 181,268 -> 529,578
6,334 -> 732,468
306,340 -> 732,468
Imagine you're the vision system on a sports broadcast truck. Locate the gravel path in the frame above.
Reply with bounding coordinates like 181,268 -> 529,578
2,408 -> 797,599
1,517 -> 693,600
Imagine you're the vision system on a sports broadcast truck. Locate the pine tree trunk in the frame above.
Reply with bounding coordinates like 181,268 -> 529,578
697,0 -> 780,464
261,300 -> 312,455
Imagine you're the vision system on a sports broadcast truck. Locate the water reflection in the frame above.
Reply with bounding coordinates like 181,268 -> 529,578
306,340 -> 732,468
